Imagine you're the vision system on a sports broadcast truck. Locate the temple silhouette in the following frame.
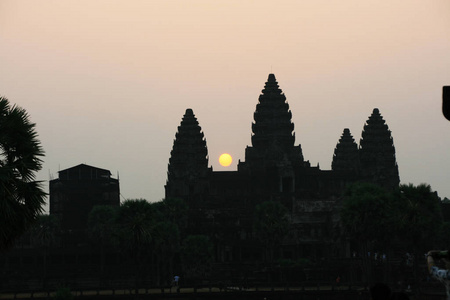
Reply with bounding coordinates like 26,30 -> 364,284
165,73 -> 400,261
0,74 -> 409,292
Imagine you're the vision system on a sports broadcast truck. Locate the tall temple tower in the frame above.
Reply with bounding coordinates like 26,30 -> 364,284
238,74 -> 306,199
165,108 -> 210,201
243,73 -> 304,170
359,108 -> 400,189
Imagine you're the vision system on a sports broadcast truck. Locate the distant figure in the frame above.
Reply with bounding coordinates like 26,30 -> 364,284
427,250 -> 450,300
336,275 -> 341,289
370,282 -> 391,300
173,275 -> 180,286
389,291 -> 409,300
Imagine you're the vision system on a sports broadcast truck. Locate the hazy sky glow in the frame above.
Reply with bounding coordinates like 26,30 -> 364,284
1,1 -> 450,209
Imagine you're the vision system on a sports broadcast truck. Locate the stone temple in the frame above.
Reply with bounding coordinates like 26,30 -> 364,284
165,73 -> 400,263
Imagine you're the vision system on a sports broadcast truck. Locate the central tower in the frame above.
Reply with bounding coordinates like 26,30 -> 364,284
241,74 -> 304,171
252,73 -> 295,150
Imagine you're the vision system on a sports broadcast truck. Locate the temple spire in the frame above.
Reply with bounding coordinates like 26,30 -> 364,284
251,74 -> 295,151
165,108 -> 209,199
359,108 -> 400,189
242,74 -> 304,170
332,128 -> 360,173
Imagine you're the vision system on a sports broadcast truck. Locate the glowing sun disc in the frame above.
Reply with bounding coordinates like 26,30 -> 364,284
219,153 -> 232,167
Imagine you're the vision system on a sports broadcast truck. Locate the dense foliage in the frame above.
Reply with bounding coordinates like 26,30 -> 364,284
0,97 -> 46,250
340,182 -> 444,284
85,198 -> 188,286
180,235 -> 214,280
341,183 -> 443,252
340,183 -> 392,243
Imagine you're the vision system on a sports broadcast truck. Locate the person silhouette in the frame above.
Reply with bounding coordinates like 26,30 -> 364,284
173,275 -> 180,286
427,250 -> 450,300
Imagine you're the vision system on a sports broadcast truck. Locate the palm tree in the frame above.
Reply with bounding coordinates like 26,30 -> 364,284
31,214 -> 60,288
0,97 -> 46,251
116,199 -> 155,294
152,220 -> 179,286
160,197 -> 188,234
152,198 -> 186,286
87,205 -> 118,279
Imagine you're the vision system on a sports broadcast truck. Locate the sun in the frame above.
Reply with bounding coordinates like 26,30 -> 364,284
219,153 -> 232,167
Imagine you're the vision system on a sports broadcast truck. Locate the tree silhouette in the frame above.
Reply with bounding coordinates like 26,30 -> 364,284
152,220 -> 179,286
180,235 -> 213,284
116,199 -> 155,293
393,183 -> 442,285
340,182 -> 392,285
30,214 -> 60,288
150,198 -> 186,286
87,205 -> 118,278
341,182 -> 443,285
0,97 -> 45,250
159,197 -> 188,234
439,221 -> 450,250
394,183 -> 442,247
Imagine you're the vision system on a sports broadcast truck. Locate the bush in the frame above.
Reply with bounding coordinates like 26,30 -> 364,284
53,287 -> 73,300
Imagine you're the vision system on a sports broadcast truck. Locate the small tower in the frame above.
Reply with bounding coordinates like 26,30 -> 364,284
165,109 -> 209,200
332,128 -> 360,173
359,108 -> 400,189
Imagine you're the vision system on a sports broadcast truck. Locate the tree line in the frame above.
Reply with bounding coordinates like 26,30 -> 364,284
340,182 -> 446,286
29,198 -> 216,289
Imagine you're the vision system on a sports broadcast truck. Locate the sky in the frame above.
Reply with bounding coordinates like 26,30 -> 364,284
1,1 -> 450,210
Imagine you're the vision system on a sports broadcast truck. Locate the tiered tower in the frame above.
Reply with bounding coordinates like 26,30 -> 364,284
165,108 -> 209,200
359,108 -> 400,189
243,74 -> 304,170
332,128 -> 360,173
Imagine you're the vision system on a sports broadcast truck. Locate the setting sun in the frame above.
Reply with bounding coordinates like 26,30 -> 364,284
219,153 -> 232,167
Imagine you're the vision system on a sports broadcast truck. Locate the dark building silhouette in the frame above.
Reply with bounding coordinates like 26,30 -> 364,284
165,73 -> 400,262
49,164 -> 120,243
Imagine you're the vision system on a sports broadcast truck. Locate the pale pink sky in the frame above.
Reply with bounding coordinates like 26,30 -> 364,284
1,1 -> 450,207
